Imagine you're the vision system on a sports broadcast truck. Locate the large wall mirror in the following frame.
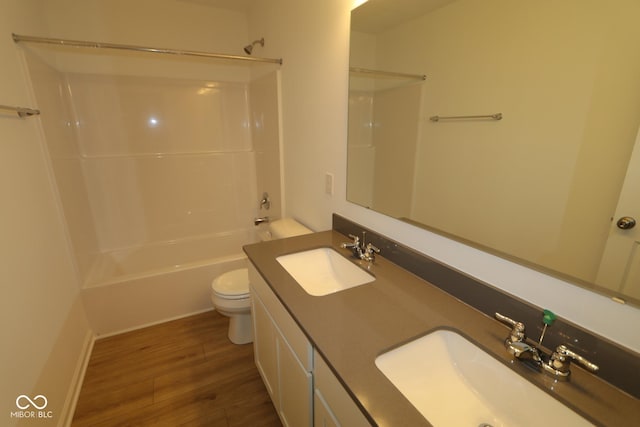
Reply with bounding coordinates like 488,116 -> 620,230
347,0 -> 640,306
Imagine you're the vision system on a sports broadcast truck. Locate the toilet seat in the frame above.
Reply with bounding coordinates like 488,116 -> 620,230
211,268 -> 250,300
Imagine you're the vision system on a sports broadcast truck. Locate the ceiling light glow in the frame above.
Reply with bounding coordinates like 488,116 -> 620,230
352,0 -> 369,10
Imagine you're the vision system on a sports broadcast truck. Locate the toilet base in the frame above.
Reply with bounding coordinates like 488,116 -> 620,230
228,312 -> 253,344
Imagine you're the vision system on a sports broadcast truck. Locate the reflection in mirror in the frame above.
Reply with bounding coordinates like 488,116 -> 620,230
347,0 -> 640,306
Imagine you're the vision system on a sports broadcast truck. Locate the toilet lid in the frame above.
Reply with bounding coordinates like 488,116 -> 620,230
212,268 -> 250,298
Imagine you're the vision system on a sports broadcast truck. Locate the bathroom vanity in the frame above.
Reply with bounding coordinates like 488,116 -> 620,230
249,261 -> 369,426
244,224 -> 639,426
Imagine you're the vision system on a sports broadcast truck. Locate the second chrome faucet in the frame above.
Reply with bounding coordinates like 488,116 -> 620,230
495,312 -> 599,380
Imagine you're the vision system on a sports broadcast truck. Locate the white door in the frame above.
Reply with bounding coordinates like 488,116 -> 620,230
596,128 -> 640,300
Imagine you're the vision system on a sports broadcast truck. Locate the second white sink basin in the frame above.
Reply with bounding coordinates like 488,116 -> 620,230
276,247 -> 374,296
375,330 -> 592,427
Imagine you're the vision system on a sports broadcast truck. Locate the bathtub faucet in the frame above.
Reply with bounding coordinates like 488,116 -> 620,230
254,216 -> 270,226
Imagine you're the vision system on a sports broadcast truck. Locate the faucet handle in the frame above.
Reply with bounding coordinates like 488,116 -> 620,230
340,234 -> 360,249
363,243 -> 380,262
549,345 -> 599,375
495,313 -> 540,361
259,192 -> 271,210
495,312 -> 526,343
365,242 -> 380,253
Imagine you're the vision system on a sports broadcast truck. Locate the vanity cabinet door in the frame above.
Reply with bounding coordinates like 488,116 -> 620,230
314,390 -> 340,427
251,289 -> 279,401
278,336 -> 313,427
249,263 -> 313,427
313,349 -> 371,427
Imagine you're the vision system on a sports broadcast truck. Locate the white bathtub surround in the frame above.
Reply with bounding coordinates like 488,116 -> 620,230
83,257 -> 248,335
68,73 -> 259,253
85,230 -> 254,288
81,231 -> 251,334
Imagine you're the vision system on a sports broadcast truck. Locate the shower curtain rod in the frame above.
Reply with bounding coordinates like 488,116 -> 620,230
350,67 -> 426,81
12,33 -> 283,65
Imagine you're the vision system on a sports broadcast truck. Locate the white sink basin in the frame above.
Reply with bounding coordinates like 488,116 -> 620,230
375,330 -> 592,427
276,247 -> 374,296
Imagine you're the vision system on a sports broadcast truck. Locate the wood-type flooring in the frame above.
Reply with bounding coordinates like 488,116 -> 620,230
71,310 -> 281,427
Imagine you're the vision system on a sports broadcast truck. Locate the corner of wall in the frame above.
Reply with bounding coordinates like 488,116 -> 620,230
31,297 -> 94,427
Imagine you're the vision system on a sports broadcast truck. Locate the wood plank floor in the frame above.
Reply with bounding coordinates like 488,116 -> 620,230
72,311 -> 281,427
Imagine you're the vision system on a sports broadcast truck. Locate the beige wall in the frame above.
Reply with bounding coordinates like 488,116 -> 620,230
40,0 -> 248,58
0,0 -> 92,425
248,0 -> 352,230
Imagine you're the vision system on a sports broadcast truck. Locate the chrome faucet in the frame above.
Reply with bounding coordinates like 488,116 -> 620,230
340,232 -> 380,262
495,312 -> 599,380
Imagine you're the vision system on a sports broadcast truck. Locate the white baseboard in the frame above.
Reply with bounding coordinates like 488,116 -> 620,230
93,308 -> 215,339
59,330 -> 95,427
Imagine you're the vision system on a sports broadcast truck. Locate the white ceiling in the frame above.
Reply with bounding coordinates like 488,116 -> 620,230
351,0 -> 458,34
178,1 -> 457,33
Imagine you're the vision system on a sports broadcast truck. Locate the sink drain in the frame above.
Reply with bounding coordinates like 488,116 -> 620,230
478,424 -> 494,427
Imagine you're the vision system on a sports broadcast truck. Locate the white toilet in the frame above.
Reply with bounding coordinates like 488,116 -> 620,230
211,218 -> 312,344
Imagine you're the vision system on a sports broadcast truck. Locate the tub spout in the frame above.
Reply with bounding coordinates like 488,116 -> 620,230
254,216 -> 270,226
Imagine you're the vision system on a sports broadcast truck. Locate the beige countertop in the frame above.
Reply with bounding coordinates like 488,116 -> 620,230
244,230 -> 640,427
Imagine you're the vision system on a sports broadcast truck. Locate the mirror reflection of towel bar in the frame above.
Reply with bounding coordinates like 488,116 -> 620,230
0,104 -> 40,118
430,113 -> 502,122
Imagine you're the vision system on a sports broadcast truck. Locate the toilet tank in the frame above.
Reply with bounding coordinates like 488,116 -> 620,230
261,218 -> 312,241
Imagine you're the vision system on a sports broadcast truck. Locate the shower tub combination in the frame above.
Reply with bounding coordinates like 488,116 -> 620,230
21,35 -> 283,336
82,230 -> 255,335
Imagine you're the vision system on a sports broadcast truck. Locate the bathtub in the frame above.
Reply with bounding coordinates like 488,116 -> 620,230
82,230 -> 256,335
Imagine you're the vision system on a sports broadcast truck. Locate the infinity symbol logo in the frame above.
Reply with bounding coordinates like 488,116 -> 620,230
16,395 -> 48,410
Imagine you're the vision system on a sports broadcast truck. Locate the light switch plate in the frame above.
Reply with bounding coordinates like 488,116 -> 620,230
325,172 -> 334,195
